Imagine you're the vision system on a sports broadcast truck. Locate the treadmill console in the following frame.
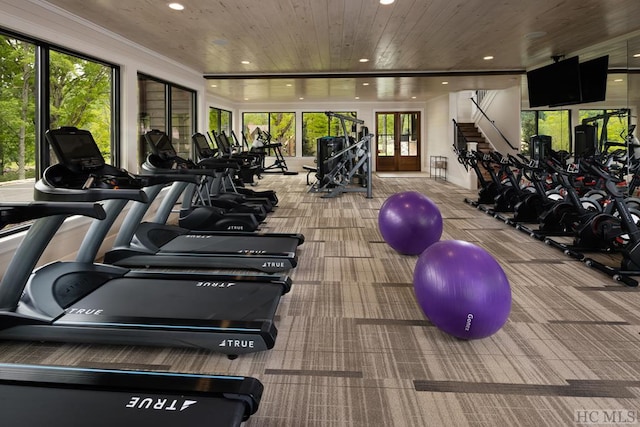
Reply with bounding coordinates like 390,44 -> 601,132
47,127 -> 105,172
193,133 -> 217,159
145,131 -> 177,159
41,127 -> 146,195
143,130 -> 196,169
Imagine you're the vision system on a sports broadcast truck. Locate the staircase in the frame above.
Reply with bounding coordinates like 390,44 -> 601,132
455,122 -> 491,153
455,122 -> 494,187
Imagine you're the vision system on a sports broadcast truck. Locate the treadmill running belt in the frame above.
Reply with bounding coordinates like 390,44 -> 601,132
57,277 -> 283,324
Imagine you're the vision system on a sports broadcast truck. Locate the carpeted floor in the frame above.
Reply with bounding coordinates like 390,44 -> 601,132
1,171 -> 639,426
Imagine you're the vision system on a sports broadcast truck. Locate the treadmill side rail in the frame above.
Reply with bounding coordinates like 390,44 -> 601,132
0,363 -> 263,426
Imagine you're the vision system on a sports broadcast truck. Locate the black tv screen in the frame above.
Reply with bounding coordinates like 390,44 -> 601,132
579,55 -> 608,104
527,56 -> 582,107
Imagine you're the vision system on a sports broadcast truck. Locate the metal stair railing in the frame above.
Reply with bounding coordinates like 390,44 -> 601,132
470,96 -> 518,151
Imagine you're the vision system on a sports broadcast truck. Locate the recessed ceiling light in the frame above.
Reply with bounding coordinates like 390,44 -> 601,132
362,82 -> 370,86
634,53 -> 640,58
411,96 -> 417,99
355,97 -> 360,100
299,97 -> 304,100
614,78 -> 624,82
359,58 -> 369,63
441,81 -> 449,85
168,3 -> 184,11
241,60 -> 251,65
210,84 -> 217,88
286,83 -> 292,87
380,0 -> 395,4
483,55 -> 494,60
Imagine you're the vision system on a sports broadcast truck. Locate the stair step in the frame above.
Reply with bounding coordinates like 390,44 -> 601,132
455,123 -> 496,189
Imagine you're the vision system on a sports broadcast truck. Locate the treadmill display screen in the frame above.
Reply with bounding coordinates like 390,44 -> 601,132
50,132 -> 105,170
193,134 -> 209,151
193,134 -> 215,157
148,133 -> 177,158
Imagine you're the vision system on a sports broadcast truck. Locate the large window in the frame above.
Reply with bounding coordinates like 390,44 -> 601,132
170,86 -> 194,159
138,74 -> 196,162
209,107 -> 231,136
50,49 -> 114,162
242,112 -> 295,156
520,110 -> 571,154
0,30 -> 118,215
302,112 -> 357,157
0,35 -> 35,186
578,109 -> 629,151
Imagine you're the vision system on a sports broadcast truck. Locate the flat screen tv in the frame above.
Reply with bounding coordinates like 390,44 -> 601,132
527,56 -> 581,107
579,55 -> 608,104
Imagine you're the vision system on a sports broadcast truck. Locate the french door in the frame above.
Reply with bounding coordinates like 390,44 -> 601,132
375,112 -> 421,171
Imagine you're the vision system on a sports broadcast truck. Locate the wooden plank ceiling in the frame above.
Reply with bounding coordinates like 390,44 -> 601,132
42,0 -> 640,103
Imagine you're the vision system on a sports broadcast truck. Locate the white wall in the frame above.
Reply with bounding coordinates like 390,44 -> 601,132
455,91 -> 475,122
473,85 -> 522,153
425,93 -> 471,189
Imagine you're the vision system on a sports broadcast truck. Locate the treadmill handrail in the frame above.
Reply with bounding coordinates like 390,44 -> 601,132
0,202 -> 105,228
0,202 -> 107,311
142,156 -> 225,178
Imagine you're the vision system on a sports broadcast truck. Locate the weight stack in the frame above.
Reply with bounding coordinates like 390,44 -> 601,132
530,134 -> 552,161
316,136 -> 345,184
574,124 -> 598,158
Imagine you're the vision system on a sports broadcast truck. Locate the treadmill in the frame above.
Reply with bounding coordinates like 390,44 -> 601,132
99,130 -> 304,273
0,204 -> 263,426
0,127 -> 291,358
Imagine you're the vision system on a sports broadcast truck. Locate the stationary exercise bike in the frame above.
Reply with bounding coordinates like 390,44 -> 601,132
546,158 -> 640,272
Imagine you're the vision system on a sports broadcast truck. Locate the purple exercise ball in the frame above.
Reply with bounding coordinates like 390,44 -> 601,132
378,191 -> 443,255
413,240 -> 511,340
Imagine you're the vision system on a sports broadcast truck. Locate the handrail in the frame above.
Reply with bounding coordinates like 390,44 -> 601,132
452,119 -> 470,171
452,119 -> 469,154
470,96 -> 517,151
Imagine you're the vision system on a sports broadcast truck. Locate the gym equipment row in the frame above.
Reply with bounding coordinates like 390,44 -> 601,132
0,127 -> 306,425
455,125 -> 640,287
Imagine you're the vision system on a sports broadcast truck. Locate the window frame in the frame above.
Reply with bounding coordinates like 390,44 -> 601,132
0,27 -> 120,235
520,109 -> 571,155
209,106 -> 232,136
242,111 -> 296,157
301,111 -> 357,157
137,73 -> 197,163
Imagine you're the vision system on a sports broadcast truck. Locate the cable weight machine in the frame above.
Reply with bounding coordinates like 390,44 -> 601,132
308,112 -> 373,199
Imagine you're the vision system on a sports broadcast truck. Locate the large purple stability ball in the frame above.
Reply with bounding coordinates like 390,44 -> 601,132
378,191 -> 443,255
413,240 -> 511,340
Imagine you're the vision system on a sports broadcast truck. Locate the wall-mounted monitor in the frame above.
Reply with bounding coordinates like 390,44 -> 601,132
526,55 -> 610,108
527,56 -> 582,107
579,55 -> 609,104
